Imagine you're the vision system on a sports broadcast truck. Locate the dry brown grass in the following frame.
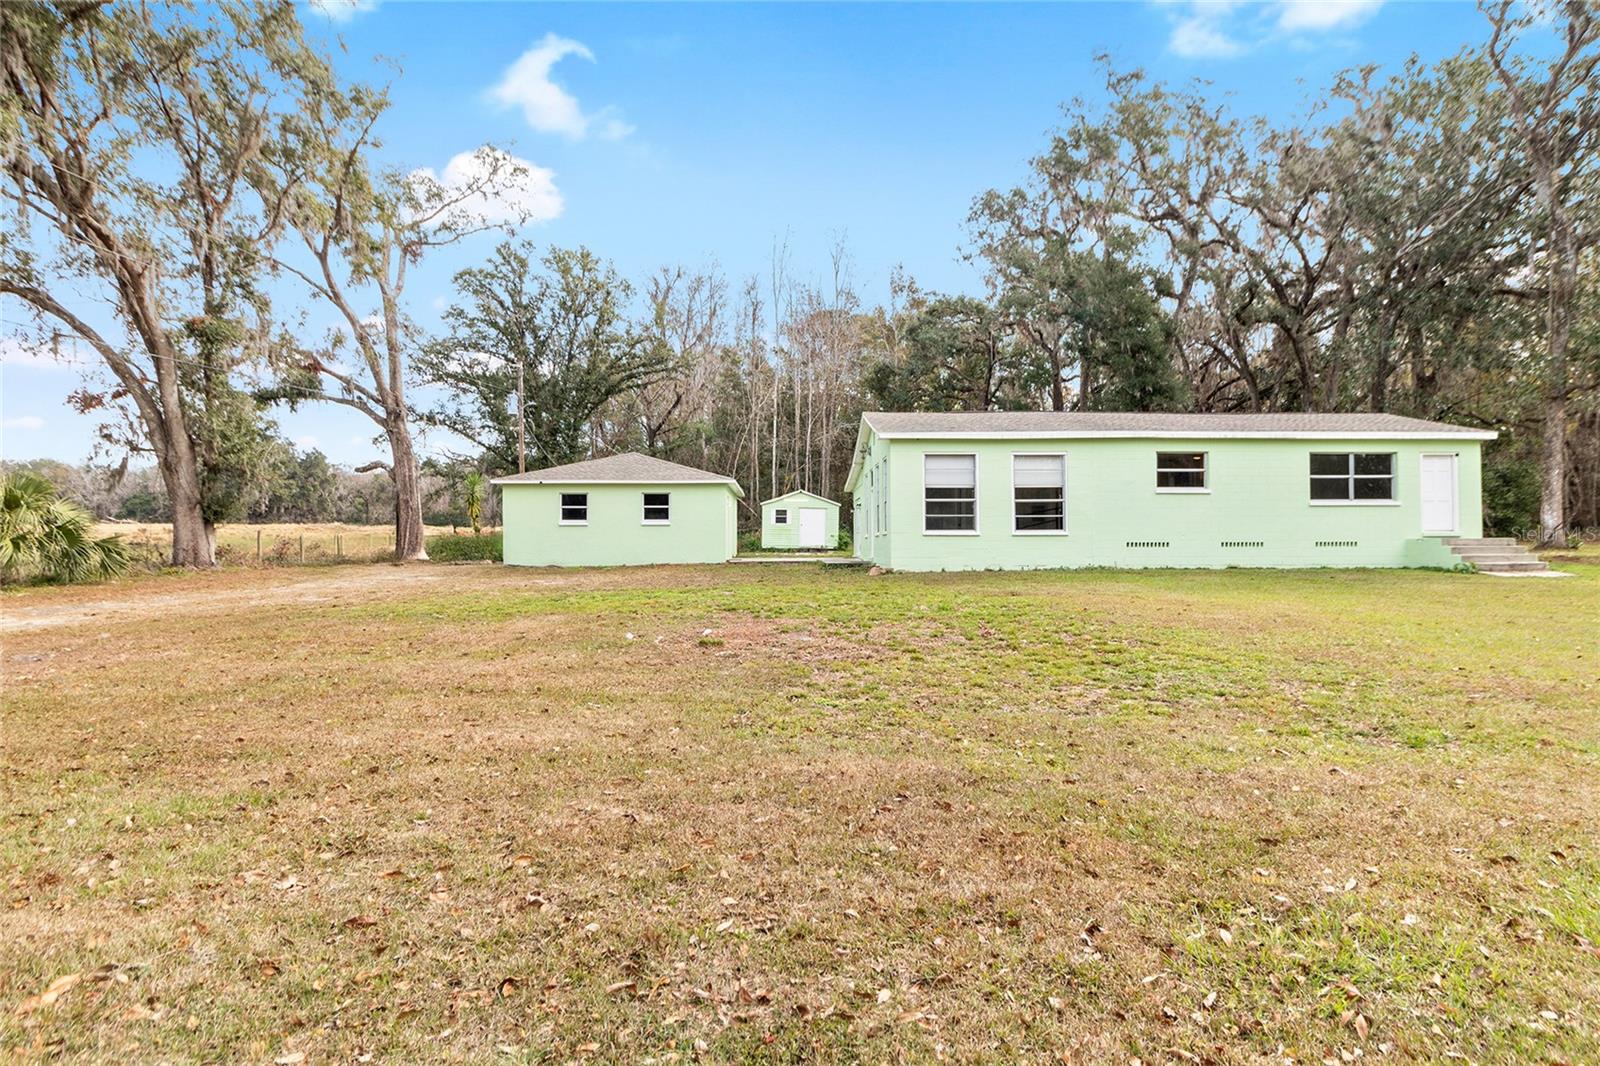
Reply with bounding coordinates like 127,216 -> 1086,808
3,560 -> 1597,1063
94,522 -> 462,568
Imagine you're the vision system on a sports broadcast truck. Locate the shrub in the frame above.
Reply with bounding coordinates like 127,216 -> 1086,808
427,532 -> 503,562
835,529 -> 852,553
1,472 -> 130,583
738,531 -> 762,554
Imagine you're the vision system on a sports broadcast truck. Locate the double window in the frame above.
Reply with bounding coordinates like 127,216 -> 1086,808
1013,454 -> 1066,533
924,454 -> 977,533
559,492 -> 588,524
773,508 -> 788,525
642,492 -> 671,523
1311,453 -> 1395,501
1156,451 -> 1207,491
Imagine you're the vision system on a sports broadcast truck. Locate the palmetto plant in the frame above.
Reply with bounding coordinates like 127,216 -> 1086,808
0,473 -> 131,584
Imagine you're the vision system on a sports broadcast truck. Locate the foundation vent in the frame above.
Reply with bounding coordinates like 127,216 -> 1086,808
1220,540 -> 1264,548
1126,540 -> 1170,549
1315,540 -> 1358,548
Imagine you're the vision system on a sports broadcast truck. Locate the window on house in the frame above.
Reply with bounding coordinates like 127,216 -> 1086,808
1156,451 -> 1207,490
560,492 -> 588,523
774,508 -> 788,525
1013,454 -> 1066,532
924,454 -> 977,532
642,492 -> 671,523
1310,453 -> 1394,501
879,460 -> 888,535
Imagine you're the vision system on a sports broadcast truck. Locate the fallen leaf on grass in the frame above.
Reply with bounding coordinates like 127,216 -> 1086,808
498,977 -> 520,998
344,914 -> 379,929
274,1054 -> 305,1065
606,980 -> 636,996
16,973 -> 82,1015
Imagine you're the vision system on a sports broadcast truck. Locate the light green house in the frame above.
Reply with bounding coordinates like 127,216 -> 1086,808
493,453 -> 741,567
760,490 -> 841,549
843,412 -> 1496,571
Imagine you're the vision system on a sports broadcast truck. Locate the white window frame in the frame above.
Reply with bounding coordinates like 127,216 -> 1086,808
877,458 -> 889,536
641,491 -> 671,525
773,507 -> 788,525
1010,452 -> 1068,536
1309,452 -> 1399,506
559,492 -> 588,525
1155,451 -> 1209,494
922,452 -> 979,536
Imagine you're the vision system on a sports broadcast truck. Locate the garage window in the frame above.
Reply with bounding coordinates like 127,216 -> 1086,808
774,508 -> 788,525
559,493 -> 587,524
642,492 -> 671,523
1156,451 -> 1207,491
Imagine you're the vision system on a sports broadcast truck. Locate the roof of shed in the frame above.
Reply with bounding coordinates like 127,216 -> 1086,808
761,489 -> 838,508
491,452 -> 744,498
861,411 -> 1495,437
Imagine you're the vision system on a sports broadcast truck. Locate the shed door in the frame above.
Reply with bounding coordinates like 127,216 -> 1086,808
798,508 -> 826,548
1420,453 -> 1458,534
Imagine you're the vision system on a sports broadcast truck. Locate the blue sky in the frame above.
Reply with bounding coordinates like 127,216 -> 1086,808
0,0 -> 1492,468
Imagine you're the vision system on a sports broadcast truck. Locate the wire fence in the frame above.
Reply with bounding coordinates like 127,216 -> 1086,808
98,523 -> 424,569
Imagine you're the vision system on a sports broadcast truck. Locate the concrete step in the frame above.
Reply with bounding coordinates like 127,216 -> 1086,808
1474,560 -> 1551,572
1456,555 -> 1543,567
1443,537 -> 1518,546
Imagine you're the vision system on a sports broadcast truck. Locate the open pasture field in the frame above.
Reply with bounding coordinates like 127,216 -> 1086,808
94,522 -> 462,568
3,559 -> 1598,1063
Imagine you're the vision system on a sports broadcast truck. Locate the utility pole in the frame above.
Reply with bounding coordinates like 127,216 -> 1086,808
516,350 -> 526,474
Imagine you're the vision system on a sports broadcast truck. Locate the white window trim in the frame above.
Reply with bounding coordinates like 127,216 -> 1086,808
559,492 -> 589,526
641,491 -> 671,525
1155,450 -> 1210,494
922,452 -> 980,536
1309,500 -> 1401,507
1010,451 -> 1068,536
773,508 -> 788,525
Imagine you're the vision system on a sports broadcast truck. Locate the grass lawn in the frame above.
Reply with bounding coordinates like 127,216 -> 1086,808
3,560 -> 1597,1063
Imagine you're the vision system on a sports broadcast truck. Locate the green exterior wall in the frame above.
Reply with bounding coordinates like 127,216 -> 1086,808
760,491 -> 840,549
851,431 -> 1483,571
501,482 -> 738,567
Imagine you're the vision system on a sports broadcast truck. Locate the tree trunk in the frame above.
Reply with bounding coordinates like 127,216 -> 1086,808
388,419 -> 429,561
161,445 -> 215,567
1538,390 -> 1568,548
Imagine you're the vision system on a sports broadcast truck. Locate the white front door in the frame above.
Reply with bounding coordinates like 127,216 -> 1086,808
798,508 -> 826,548
1420,453 -> 1458,534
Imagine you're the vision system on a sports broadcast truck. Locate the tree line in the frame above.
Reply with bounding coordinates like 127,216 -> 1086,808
3,1 -> 1595,566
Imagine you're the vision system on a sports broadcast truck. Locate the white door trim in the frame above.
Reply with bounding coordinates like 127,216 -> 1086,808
1419,452 -> 1459,535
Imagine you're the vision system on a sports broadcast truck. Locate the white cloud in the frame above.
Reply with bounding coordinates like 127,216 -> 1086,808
489,33 -> 633,141
1276,0 -> 1383,30
294,434 -> 321,451
306,0 -> 379,23
1170,15 -> 1246,58
410,147 -> 564,227
1160,0 -> 1384,57
0,335 -> 87,371
3,415 -> 45,431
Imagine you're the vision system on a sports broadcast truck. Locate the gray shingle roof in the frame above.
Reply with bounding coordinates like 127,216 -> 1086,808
491,452 -> 744,497
862,411 -> 1495,438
